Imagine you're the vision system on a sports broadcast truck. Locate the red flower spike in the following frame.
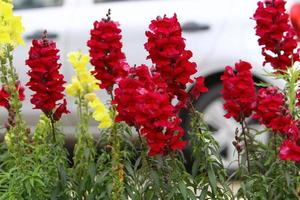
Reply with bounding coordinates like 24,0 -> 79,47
254,86 -> 299,140
0,82 -> 25,110
253,0 -> 299,70
26,31 -> 69,121
279,140 -> 300,161
145,14 -> 199,110
113,65 -> 186,156
221,60 -> 257,122
87,10 -> 128,93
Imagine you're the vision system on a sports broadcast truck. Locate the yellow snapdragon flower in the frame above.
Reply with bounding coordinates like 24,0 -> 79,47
66,51 -> 111,128
66,77 -> 83,97
66,51 -> 99,96
84,92 -> 97,102
87,95 -> 112,128
68,51 -> 89,72
0,0 -> 24,46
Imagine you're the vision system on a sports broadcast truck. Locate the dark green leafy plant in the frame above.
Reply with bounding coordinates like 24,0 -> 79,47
188,110 -> 233,200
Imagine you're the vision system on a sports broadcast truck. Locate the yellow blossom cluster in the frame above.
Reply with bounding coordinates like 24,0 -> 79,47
66,51 -> 112,128
84,93 -> 112,128
66,51 -> 100,97
0,0 -> 24,46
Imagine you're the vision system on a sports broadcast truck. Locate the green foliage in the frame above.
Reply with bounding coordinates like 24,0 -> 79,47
236,133 -> 299,200
0,115 -> 70,200
71,96 -> 97,199
127,147 -> 196,200
89,122 -> 134,200
32,116 -> 70,200
188,110 -> 233,200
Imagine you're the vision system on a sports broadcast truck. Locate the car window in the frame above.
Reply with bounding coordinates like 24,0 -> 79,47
14,0 -> 63,10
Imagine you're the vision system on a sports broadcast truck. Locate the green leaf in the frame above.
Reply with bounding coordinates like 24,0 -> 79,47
199,185 -> 208,200
178,181 -> 187,200
207,163 -> 217,195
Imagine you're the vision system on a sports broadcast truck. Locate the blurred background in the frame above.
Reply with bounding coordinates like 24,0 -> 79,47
1,0 -> 298,169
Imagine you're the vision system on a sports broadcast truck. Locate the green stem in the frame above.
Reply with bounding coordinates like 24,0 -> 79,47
6,46 -> 23,125
241,118 -> 250,173
288,73 -> 296,115
50,117 -> 56,143
111,106 -> 124,200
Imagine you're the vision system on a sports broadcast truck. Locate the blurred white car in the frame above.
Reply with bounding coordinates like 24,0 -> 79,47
2,0 -> 297,169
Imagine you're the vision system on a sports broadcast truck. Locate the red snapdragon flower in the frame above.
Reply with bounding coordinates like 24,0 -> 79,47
144,14 -> 198,110
221,60 -> 257,122
190,76 -> 208,100
26,32 -> 69,121
253,0 -> 299,71
114,65 -> 186,156
87,12 -> 128,93
254,87 -> 299,139
0,82 -> 25,110
279,140 -> 300,161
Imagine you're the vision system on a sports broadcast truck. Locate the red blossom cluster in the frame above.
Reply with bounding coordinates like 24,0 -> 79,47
279,139 -> 300,160
221,61 -> 257,122
114,65 -> 186,156
87,13 -> 208,156
254,87 -> 299,139
250,86 -> 300,161
87,12 -> 128,93
253,0 -> 299,71
190,77 -> 208,100
144,14 -> 202,110
0,82 -> 25,110
26,33 -> 68,121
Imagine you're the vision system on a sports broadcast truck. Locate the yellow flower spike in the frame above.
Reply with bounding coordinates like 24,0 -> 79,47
67,51 -> 110,128
65,77 -> 83,97
0,1 -> 13,16
99,115 -> 113,128
88,96 -> 112,128
93,111 -> 106,121
9,16 -> 25,45
0,1 -> 24,46
68,51 -> 90,72
67,51 -> 100,94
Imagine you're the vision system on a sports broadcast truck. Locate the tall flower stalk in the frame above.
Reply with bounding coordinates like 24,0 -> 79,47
221,60 -> 257,172
87,10 -> 126,199
26,31 -> 69,142
0,0 -> 27,149
253,0 -> 299,71
253,0 -> 300,162
66,51 -> 111,198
